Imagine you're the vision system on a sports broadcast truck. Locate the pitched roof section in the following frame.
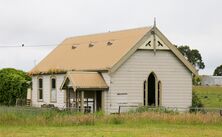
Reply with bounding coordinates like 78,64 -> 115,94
61,71 -> 108,91
30,26 -> 197,75
30,27 -> 151,74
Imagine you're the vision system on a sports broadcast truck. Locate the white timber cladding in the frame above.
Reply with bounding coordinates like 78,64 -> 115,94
31,74 -> 66,108
101,73 -> 111,113
108,50 -> 192,113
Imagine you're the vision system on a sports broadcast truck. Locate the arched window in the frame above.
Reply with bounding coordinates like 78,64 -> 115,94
38,77 -> 43,101
158,81 -> 162,106
143,80 -> 146,106
148,73 -> 156,106
50,77 -> 57,102
144,72 -> 162,107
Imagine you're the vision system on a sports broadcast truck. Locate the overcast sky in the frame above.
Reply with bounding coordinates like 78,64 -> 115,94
0,0 -> 221,75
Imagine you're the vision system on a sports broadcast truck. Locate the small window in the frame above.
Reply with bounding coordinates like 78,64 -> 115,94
143,80 -> 146,106
50,77 -> 57,102
38,78 -> 43,101
39,78 -> 43,89
52,78 -> 56,89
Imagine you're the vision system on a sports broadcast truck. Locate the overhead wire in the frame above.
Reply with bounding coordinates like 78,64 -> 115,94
0,34 -> 140,48
0,44 -> 57,48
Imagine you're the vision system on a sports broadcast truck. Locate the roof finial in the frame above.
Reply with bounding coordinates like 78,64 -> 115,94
154,17 -> 156,28
153,17 -> 157,55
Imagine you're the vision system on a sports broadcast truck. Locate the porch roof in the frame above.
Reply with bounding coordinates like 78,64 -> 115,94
61,71 -> 109,91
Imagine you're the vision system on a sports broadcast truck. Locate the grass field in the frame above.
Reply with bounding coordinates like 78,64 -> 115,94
0,107 -> 222,137
193,86 -> 222,108
1,122 -> 222,137
0,86 -> 222,137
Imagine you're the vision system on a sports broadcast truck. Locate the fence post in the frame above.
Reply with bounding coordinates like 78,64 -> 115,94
118,106 -> 121,114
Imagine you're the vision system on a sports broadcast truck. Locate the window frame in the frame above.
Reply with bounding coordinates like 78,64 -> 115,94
37,77 -> 43,102
50,76 -> 57,103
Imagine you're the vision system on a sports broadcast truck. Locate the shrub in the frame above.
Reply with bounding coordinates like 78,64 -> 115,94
0,68 -> 31,105
192,76 -> 202,86
190,91 -> 204,113
192,91 -> 203,108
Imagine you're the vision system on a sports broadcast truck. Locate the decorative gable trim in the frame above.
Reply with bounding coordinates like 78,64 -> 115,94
109,27 -> 198,75
138,34 -> 169,50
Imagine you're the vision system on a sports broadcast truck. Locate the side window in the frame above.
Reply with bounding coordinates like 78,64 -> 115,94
143,80 -> 146,106
38,78 -> 43,101
50,77 -> 57,102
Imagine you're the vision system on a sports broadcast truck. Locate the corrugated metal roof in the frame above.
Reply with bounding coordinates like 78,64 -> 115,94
29,26 -> 197,75
30,27 -> 151,74
65,71 -> 108,90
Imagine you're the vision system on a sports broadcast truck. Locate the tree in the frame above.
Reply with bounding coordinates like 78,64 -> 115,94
177,45 -> 205,71
0,68 -> 31,105
213,65 -> 222,76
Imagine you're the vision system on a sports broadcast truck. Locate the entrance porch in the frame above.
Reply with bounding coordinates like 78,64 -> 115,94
61,71 -> 108,113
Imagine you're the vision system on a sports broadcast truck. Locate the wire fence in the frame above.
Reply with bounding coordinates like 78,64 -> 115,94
0,105 -> 95,119
0,105 -> 221,127
0,105 -> 221,116
118,105 -> 222,116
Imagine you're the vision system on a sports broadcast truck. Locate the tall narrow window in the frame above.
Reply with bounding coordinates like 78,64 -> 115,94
38,78 -> 43,101
143,80 -> 146,106
158,81 -> 162,106
50,77 -> 57,102
148,73 -> 156,106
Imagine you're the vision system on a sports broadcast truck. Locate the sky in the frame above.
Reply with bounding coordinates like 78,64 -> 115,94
0,0 -> 221,75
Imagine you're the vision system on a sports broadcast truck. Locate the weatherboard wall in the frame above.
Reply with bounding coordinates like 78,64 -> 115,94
31,74 -> 66,108
107,50 -> 192,113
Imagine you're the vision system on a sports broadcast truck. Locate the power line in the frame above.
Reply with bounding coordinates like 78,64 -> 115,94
0,36 -> 132,48
0,34 -> 134,48
0,44 -> 57,48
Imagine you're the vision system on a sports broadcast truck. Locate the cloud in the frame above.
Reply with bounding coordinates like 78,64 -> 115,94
0,0 -> 221,74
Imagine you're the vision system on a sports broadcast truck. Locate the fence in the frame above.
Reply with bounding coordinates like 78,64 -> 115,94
118,105 -> 222,116
0,105 -> 222,116
0,105 -> 93,115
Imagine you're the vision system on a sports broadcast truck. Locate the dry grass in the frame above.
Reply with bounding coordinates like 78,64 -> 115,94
0,106 -> 222,126
1,107 -> 222,137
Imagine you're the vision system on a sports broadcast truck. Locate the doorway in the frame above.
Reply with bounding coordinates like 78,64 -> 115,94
96,91 -> 102,111
84,91 -> 102,113
66,90 -> 102,113
148,73 -> 156,106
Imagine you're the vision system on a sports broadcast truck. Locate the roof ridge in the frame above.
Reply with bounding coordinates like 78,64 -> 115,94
65,26 -> 151,41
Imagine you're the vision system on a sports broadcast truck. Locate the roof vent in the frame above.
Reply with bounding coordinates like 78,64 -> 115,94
107,41 -> 113,46
89,42 -> 94,47
72,45 -> 77,49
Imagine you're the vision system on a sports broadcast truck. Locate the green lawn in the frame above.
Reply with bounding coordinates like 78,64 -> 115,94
193,86 -> 222,108
1,122 -> 222,137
